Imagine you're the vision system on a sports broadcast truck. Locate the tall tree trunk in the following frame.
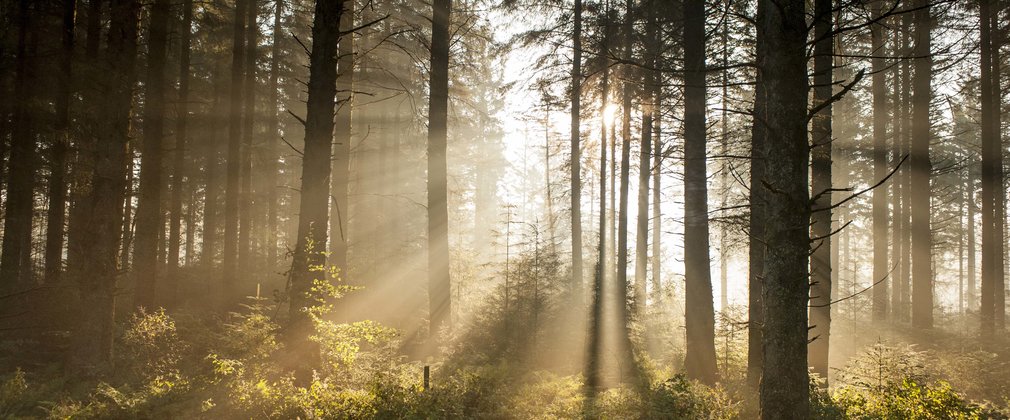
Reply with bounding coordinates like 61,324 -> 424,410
651,94 -> 662,302
427,0 -> 452,339
238,0 -> 257,281
265,0 -> 282,270
570,0 -> 583,303
0,0 -> 37,292
223,0 -> 248,301
890,15 -> 903,321
871,0 -> 889,322
746,2 -> 766,388
968,166 -> 976,312
980,0 -> 998,338
757,0 -> 810,416
909,0 -> 932,329
586,22 -> 610,394
202,64 -> 226,269
330,0 -> 353,278
808,0 -> 833,382
287,0 -> 342,382
636,0 -> 657,313
990,0 -> 1004,332
70,0 -> 140,371
133,0 -> 171,309
683,0 -> 717,385
45,0 -> 76,287
167,0 -> 193,306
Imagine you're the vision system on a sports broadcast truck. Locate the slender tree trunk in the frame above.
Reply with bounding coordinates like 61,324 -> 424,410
586,23 -> 610,394
635,0 -> 656,313
683,0 -> 717,385
427,0 -> 452,339
968,166 -> 976,312
167,0 -> 193,306
45,0 -> 76,287
990,0 -> 1005,332
909,0 -> 932,329
70,0 -> 140,372
808,0 -> 833,383
287,0 -> 343,382
757,0 -> 810,416
651,94 -> 662,302
747,3 -> 766,387
871,0 -> 889,322
980,0 -> 998,337
223,0 -> 248,301
890,16 -> 904,320
202,64 -> 226,269
570,0 -> 583,303
238,0 -> 257,281
266,0 -> 282,270
133,0 -> 171,309
330,0 -> 353,277
0,0 -> 37,292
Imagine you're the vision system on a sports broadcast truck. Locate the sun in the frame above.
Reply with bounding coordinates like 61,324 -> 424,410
603,103 -> 618,128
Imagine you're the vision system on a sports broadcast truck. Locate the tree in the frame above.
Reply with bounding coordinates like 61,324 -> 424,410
330,0 -> 354,277
635,0 -> 658,313
428,0 -> 452,339
980,0 -> 1000,338
871,0 -> 889,322
909,0 -> 932,329
70,0 -> 141,371
808,0 -> 833,382
756,0 -> 810,416
265,0 -> 283,270
570,0 -> 584,302
167,0 -> 194,305
133,0 -> 171,309
287,0 -> 344,381
223,0 -> 249,300
238,0 -> 258,279
682,0 -> 717,386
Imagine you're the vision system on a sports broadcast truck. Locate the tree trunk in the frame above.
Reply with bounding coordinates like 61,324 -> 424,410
636,0 -> 657,314
586,23 -> 610,394
871,0 -> 889,323
1,0 -> 38,292
980,0 -> 998,338
265,0 -> 282,270
757,0 -> 810,417
167,0 -> 193,306
427,0 -> 452,339
651,94 -> 662,302
909,0 -> 932,329
44,0 -> 76,287
683,0 -> 717,385
238,0 -> 257,281
808,0 -> 833,383
223,0 -> 248,301
133,0 -> 171,309
330,0 -> 353,278
570,0 -> 583,304
287,0 -> 343,382
990,0 -> 1005,332
747,3 -> 766,387
202,64 -> 226,269
70,0 -> 140,372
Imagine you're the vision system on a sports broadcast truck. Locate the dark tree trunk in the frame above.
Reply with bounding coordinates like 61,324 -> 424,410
616,0 -> 632,324
167,0 -> 193,306
747,4 -> 766,387
330,0 -> 353,277
1,0 -> 38,292
586,25 -> 610,394
287,0 -> 343,381
808,0 -> 833,382
871,0 -> 889,322
683,0 -> 717,386
635,0 -> 657,314
570,0 -> 583,303
651,94 -> 662,303
265,0 -> 282,273
223,0 -> 248,301
756,0 -> 810,417
70,0 -> 140,372
238,0 -> 257,280
427,0 -> 452,339
133,0 -> 171,309
44,0 -> 77,286
910,0 -> 932,329
980,0 -> 998,338
202,64 -> 226,269
990,0 -> 1005,332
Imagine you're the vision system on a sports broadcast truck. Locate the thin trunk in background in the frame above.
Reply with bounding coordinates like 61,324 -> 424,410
45,0 -> 77,287
427,0 -> 453,339
223,0 -> 249,301
570,0 -> 584,303
909,0 -> 932,329
871,0 -> 889,322
238,0 -> 258,280
331,0 -> 354,278
168,0 -> 194,305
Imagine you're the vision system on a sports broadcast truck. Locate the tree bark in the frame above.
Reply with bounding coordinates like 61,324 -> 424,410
133,0 -> 171,309
570,0 -> 583,303
265,0 -> 282,270
910,0 -> 932,329
428,0 -> 452,339
636,0 -> 657,314
223,0 -> 248,301
70,0 -> 140,372
756,0 -> 810,417
330,0 -> 354,278
808,0 -> 833,383
287,0 -> 343,381
238,0 -> 257,280
683,0 -> 717,386
167,0 -> 193,306
871,0 -> 889,322
980,0 -> 998,338
747,2 -> 766,388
